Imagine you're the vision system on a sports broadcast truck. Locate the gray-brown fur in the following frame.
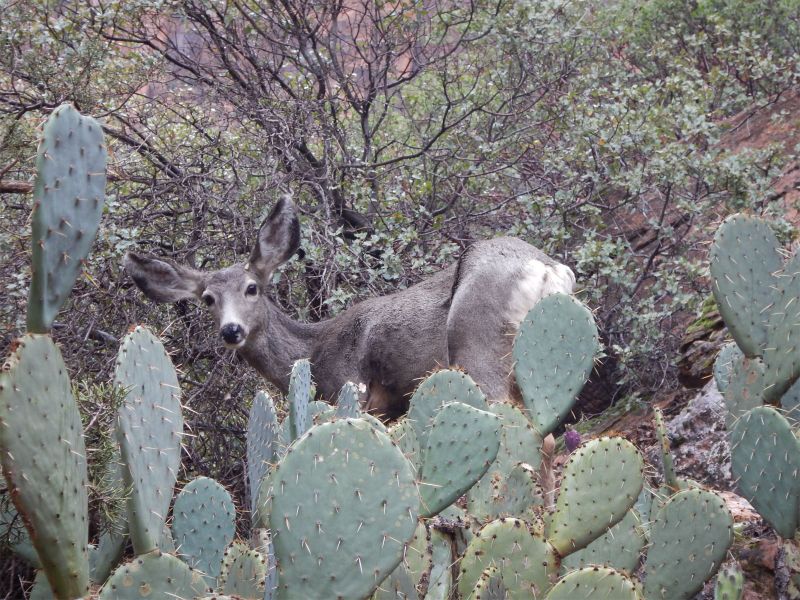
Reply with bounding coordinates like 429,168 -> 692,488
123,196 -> 575,418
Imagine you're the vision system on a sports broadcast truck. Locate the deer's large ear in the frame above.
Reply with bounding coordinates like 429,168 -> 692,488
123,251 -> 206,303
248,195 -> 300,282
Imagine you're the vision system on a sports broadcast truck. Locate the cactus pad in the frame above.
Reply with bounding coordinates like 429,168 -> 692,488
468,565 -> 506,600
545,566 -> 642,600
247,391 -> 279,515
384,520 -> 431,598
27,571 -> 53,600
287,358 -> 312,441
644,488 -> 733,600
407,369 -> 488,447
253,467 -> 276,531
425,528 -> 452,600
418,402 -> 501,517
389,419 -> 421,471
476,463 -> 540,521
781,377 -> 800,423
467,403 -> 543,520
374,520 -> 430,600
269,418 -> 419,599
308,400 -> 332,424
335,381 -> 361,418
114,326 -> 183,555
26,104 -> 107,333
547,437 -> 644,556
373,565 -> 419,600
90,528 -> 127,585
762,253 -> 800,402
722,355 -> 765,428
653,408 -> 677,490
218,541 -> 267,598
560,509 -> 645,575
172,476 -> 236,585
513,293 -> 599,436
709,214 -> 783,357
730,405 -> 800,537
97,549 -> 208,599
714,564 -> 744,600
713,342 -> 742,394
458,518 -> 557,599
0,334 -> 89,598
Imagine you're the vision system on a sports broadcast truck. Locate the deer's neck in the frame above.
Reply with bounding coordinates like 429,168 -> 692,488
239,299 -> 323,394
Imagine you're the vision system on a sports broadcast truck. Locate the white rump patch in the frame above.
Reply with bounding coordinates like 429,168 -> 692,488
506,260 -> 576,327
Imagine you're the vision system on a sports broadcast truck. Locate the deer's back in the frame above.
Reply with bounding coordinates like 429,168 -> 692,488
311,236 -> 574,412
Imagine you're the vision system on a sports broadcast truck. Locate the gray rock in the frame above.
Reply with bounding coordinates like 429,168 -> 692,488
666,380 -> 732,489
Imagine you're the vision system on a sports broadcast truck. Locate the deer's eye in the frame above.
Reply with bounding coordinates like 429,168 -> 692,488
202,294 -> 215,307
245,283 -> 258,296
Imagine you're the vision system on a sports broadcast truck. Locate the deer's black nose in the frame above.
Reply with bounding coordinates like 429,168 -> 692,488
221,323 -> 244,345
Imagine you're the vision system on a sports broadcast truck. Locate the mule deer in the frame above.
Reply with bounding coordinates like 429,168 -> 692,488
124,197 -> 575,418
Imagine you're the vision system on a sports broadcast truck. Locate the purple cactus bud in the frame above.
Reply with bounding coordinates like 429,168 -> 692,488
564,429 -> 581,452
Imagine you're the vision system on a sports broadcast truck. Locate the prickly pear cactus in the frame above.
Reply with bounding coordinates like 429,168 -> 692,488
373,563 -> 419,600
713,342 -> 742,394
493,463 -> 540,518
269,418 -> 420,600
374,521 -> 431,600
27,104 -> 107,333
251,528 -> 278,599
730,405 -> 800,538
653,408 -> 678,490
114,326 -> 183,555
97,549 -> 208,599
643,488 -> 733,600
547,437 -> 644,556
389,419 -> 421,470
218,541 -> 267,599
0,335 -> 89,598
513,293 -> 599,436
27,571 -> 53,600
545,566 -> 642,600
335,381 -> 361,418
781,377 -> 800,423
560,509 -> 646,575
467,403 -> 543,520
247,390 -> 279,515
308,399 -> 332,424
468,565 -> 505,600
458,518 -> 558,599
89,450 -> 128,584
172,476 -> 236,586
714,564 -> 744,600
425,528 -> 453,600
287,358 -> 311,441
722,354 -> 765,428
407,369 -> 488,447
418,402 -> 501,517
709,214 -> 783,358
762,253 -> 800,403
253,466 -> 276,532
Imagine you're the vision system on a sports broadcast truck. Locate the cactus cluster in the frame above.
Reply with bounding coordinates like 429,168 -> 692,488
1,103 -> 737,600
710,214 -> 800,540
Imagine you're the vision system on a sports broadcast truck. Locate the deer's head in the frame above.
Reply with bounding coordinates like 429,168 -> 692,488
123,197 -> 300,349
